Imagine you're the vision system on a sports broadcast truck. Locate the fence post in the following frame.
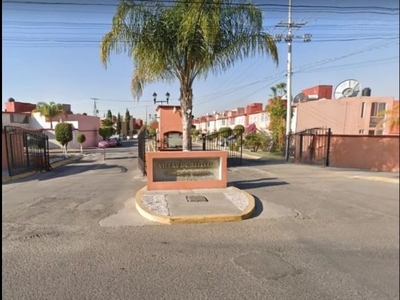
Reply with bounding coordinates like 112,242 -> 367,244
240,131 -> 243,165
325,128 -> 331,167
285,133 -> 291,162
202,134 -> 206,151
103,148 -> 106,160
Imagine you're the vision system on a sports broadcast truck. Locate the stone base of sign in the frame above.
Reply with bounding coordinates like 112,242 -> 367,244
146,151 -> 227,190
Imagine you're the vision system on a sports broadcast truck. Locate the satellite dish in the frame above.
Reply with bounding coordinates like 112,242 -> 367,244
334,79 -> 360,99
293,93 -> 308,103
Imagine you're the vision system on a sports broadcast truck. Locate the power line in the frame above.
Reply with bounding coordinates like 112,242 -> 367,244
3,1 -> 398,12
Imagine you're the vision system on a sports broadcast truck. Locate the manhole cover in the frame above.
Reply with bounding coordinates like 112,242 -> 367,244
186,196 -> 208,202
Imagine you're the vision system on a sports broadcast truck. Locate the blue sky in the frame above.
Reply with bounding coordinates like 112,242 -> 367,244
2,0 -> 399,121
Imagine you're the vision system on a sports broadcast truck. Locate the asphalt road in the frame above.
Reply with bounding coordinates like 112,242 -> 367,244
2,145 -> 399,300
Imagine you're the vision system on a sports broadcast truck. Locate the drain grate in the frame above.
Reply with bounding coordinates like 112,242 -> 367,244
186,195 -> 208,202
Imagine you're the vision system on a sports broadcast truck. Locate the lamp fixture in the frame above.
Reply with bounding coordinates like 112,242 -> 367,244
153,92 -> 170,105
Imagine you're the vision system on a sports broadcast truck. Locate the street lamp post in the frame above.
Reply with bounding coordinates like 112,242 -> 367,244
153,92 -> 170,105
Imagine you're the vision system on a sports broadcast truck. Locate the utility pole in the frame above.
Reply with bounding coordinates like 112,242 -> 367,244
90,97 -> 99,117
274,0 -> 311,161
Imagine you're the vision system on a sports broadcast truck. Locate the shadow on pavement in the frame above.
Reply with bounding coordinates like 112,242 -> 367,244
228,177 -> 289,190
232,158 -> 287,168
105,156 -> 138,160
251,196 -> 264,218
2,162 -> 127,184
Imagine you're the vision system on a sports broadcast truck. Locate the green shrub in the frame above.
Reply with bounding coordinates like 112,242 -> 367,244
233,124 -> 245,134
55,123 -> 73,155
76,133 -> 86,144
218,127 -> 232,138
99,127 -> 114,139
55,123 -> 73,147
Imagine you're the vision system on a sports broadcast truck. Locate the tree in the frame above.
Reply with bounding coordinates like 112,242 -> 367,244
218,127 -> 233,139
106,109 -> 113,120
101,118 -> 114,127
55,123 -> 73,157
265,82 -> 287,153
125,109 -> 131,136
376,103 -> 400,134
100,0 -> 278,151
233,124 -> 245,134
33,101 -> 64,129
99,127 -> 114,140
76,133 -> 86,154
116,113 -> 122,135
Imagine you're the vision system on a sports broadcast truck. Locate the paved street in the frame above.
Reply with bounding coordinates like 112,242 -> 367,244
2,143 -> 399,300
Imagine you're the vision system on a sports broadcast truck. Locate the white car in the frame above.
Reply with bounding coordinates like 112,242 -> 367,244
132,134 -> 138,139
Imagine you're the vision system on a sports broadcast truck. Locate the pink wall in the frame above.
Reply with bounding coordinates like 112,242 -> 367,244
157,106 -> 183,150
59,114 -> 102,147
296,96 -> 397,135
329,135 -> 399,172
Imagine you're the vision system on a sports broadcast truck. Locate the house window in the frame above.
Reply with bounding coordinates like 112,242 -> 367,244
360,102 -> 365,118
370,102 -> 386,117
10,114 -> 29,124
359,129 -> 365,134
221,119 -> 225,126
368,130 -> 383,135
369,102 -> 386,127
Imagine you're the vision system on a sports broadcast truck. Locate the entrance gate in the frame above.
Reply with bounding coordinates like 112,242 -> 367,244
4,126 -> 51,176
288,127 -> 331,166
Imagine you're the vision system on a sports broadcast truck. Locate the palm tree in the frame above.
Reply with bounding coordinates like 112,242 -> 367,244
33,102 -> 64,129
100,0 -> 278,150
269,82 -> 287,98
376,103 -> 400,134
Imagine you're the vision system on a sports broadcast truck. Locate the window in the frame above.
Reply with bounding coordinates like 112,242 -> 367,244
368,130 -> 383,135
369,102 -> 386,127
221,119 -> 225,126
370,102 -> 386,117
360,102 -> 365,118
10,114 -> 29,124
359,129 -> 365,134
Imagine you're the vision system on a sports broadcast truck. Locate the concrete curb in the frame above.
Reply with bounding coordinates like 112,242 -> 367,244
2,155 -> 83,183
350,176 -> 399,184
135,186 -> 256,225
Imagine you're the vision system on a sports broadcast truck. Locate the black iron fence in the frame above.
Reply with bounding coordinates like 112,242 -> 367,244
4,126 -> 51,176
288,127 -> 331,166
202,128 -> 243,167
137,127 -> 147,176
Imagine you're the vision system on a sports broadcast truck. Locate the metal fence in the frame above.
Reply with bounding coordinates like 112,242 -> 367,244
202,128 -> 243,167
4,126 -> 51,176
288,127 -> 331,166
137,127 -> 147,176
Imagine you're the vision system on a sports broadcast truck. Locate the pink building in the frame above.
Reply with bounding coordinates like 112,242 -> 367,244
294,96 -> 399,135
2,99 -> 103,148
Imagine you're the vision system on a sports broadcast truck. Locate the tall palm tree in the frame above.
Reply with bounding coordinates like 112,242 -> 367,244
33,101 -> 64,129
269,82 -> 287,98
100,0 -> 278,150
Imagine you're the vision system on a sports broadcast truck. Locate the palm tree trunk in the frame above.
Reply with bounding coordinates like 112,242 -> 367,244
50,120 -> 53,130
180,85 -> 193,151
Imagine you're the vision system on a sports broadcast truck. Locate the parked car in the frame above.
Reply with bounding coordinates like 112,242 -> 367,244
110,137 -> 122,147
98,140 -> 109,148
98,138 -> 118,148
132,134 -> 138,139
218,135 -> 236,146
107,138 -> 118,147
